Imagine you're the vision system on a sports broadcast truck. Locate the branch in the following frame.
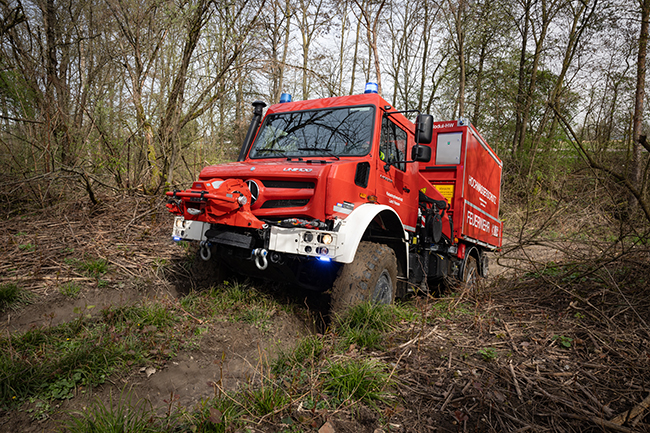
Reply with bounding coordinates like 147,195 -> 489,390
549,102 -> 650,224
0,115 -> 43,124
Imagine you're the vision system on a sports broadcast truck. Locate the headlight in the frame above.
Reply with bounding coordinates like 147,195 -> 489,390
320,234 -> 333,245
303,232 -> 314,242
175,218 -> 185,228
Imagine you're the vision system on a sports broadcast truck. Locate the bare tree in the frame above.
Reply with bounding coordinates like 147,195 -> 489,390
445,0 -> 467,117
511,0 -> 564,156
630,0 -> 650,214
260,0 -> 293,103
296,0 -> 329,100
352,0 -> 386,95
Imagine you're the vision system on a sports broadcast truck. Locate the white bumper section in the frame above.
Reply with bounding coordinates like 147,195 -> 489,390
171,203 -> 407,265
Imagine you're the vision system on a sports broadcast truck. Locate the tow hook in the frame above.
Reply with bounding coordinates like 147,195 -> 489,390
199,241 -> 212,261
252,248 -> 268,270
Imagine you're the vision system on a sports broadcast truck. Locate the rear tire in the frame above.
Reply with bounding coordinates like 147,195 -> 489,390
462,256 -> 478,289
330,242 -> 397,315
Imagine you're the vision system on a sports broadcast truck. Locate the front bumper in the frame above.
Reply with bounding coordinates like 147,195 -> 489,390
171,216 -> 343,262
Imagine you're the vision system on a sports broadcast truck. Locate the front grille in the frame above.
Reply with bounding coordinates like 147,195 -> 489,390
261,199 -> 310,209
262,180 -> 315,189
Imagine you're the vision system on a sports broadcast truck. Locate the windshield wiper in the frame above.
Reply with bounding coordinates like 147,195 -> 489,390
256,148 -> 286,153
298,147 -> 340,160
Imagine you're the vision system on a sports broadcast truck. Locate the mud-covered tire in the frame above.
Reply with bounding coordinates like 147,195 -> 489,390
330,241 -> 397,315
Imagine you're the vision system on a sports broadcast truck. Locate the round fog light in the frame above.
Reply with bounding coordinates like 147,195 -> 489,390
321,234 -> 333,245
303,232 -> 314,242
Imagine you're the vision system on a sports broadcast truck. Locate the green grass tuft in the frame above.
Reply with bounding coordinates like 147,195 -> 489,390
323,358 -> 392,406
80,258 -> 109,278
63,390 -> 158,433
334,303 -> 401,350
66,256 -> 109,278
272,335 -> 324,376
0,283 -> 33,312
243,384 -> 291,417
59,282 -> 81,298
193,396 -> 243,433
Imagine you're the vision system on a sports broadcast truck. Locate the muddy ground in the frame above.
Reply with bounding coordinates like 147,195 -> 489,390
1,194 -> 649,432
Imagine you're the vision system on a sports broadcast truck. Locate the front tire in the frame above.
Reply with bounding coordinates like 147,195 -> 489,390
330,242 -> 397,315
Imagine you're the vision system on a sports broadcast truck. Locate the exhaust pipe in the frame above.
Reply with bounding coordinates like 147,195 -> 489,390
237,100 -> 267,162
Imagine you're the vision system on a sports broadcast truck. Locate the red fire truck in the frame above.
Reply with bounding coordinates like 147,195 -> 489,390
166,86 -> 503,312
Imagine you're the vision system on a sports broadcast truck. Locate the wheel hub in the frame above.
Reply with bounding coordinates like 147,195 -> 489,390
373,270 -> 393,304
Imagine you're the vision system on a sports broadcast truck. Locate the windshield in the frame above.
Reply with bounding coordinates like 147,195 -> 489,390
249,106 -> 375,159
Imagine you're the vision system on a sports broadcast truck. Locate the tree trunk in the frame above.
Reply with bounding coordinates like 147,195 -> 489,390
630,0 -> 650,214
512,0 -> 531,155
473,42 -> 486,127
338,0 -> 347,95
276,0 -> 291,102
349,19 -> 361,95
455,0 -> 466,118
160,0 -> 210,189
354,0 -> 386,95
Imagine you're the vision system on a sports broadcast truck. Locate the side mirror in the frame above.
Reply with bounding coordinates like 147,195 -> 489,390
411,144 -> 431,162
415,114 -> 434,144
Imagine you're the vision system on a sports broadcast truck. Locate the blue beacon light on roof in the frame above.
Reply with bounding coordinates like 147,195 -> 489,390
364,82 -> 378,94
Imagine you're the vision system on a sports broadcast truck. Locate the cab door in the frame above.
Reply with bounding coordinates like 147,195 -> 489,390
375,116 -> 419,232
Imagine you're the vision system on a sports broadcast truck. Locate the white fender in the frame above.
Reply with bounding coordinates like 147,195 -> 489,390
335,203 -> 408,263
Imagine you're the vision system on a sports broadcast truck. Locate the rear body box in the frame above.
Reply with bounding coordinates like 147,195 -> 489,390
418,121 -> 503,249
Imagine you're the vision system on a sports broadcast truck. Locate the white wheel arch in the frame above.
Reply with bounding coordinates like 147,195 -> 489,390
335,203 -> 409,267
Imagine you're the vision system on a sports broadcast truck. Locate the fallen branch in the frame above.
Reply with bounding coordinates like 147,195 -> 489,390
610,393 -> 650,426
509,362 -> 524,402
558,412 -> 634,433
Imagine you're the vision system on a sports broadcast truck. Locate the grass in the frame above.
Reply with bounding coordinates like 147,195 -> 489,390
323,358 -> 393,406
0,282 -> 33,312
333,302 -> 406,350
0,300 -> 182,408
430,297 -> 473,320
80,258 -> 109,277
192,396 -> 244,433
59,281 -> 81,298
180,281 -> 283,331
64,389 -> 158,433
65,256 -> 109,278
272,335 -> 324,376
243,384 -> 291,417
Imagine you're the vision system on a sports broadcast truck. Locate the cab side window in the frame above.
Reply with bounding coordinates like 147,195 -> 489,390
380,117 -> 407,171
